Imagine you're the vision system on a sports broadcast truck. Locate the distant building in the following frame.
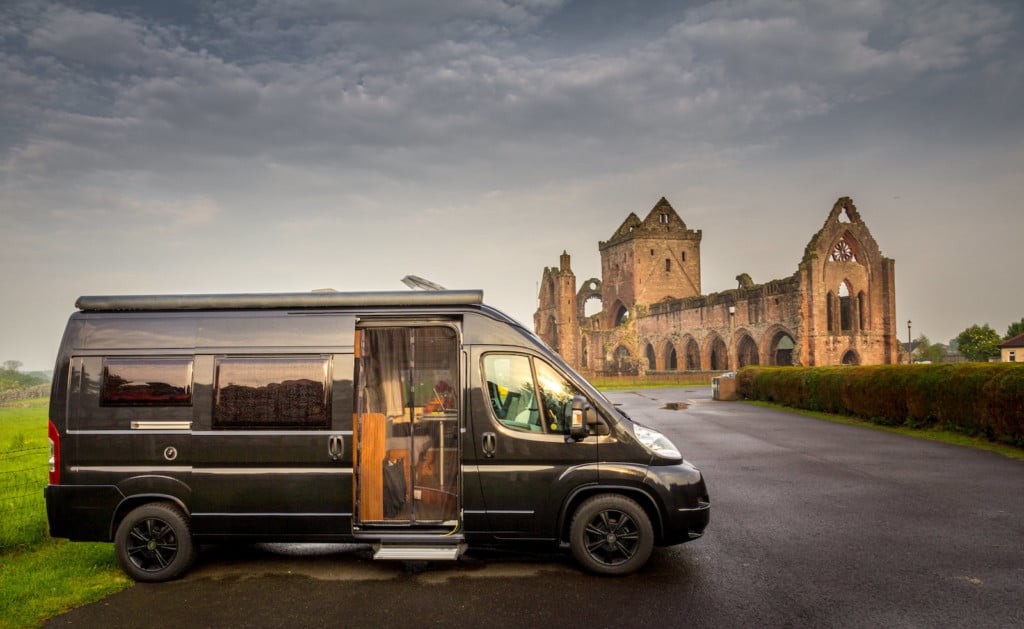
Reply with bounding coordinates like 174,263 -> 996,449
999,332 -> 1024,363
534,196 -> 899,374
904,341 -> 919,362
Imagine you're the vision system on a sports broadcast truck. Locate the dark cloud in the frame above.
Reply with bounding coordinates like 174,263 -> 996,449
1,0 -> 1022,368
5,0 -> 1015,181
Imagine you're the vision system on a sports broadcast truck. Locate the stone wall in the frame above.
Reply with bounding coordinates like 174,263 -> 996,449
0,383 -> 51,404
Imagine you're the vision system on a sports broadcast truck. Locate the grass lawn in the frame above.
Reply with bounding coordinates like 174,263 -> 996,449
0,541 -> 129,629
0,398 -> 132,629
0,399 -> 50,550
0,399 -> 49,454
592,377 -> 714,390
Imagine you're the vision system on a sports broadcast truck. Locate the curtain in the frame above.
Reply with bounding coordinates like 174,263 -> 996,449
373,329 -> 409,418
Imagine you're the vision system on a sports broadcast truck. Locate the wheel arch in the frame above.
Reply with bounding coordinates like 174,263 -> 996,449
109,494 -> 190,540
559,484 -> 664,544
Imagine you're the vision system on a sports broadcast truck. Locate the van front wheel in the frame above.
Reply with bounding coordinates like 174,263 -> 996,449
569,494 -> 653,575
114,502 -> 196,582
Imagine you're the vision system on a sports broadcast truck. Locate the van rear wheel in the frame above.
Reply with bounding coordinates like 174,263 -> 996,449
114,502 -> 196,582
570,494 -> 653,576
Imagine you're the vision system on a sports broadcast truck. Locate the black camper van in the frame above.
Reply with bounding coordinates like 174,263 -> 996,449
44,290 -> 709,581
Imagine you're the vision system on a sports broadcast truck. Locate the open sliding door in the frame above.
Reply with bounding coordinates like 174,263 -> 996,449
354,324 -> 461,530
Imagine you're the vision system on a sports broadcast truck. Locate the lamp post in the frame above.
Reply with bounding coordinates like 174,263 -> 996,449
907,319 -> 912,364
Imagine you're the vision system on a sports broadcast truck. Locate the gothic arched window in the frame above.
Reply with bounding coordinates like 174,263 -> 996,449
839,282 -> 852,332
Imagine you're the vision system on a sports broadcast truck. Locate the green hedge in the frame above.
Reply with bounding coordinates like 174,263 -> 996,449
736,364 -> 1024,445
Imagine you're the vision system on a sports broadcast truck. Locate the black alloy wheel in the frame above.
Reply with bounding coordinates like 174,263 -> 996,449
114,502 -> 196,582
570,494 -> 654,576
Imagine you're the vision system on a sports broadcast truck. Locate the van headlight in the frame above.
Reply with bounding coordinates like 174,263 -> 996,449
633,424 -> 681,459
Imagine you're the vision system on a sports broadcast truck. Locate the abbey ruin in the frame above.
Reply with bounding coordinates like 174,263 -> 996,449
534,196 -> 899,374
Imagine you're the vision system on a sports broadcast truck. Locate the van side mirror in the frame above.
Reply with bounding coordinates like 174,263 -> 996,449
569,396 -> 596,442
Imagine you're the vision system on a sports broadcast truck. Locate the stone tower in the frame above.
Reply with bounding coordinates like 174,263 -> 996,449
534,250 -> 580,365
598,197 -> 702,327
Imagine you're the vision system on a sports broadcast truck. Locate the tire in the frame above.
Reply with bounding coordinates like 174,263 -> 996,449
569,494 -> 654,576
114,502 -> 196,582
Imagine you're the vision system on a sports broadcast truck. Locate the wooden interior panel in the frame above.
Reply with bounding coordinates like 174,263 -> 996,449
357,412 -> 386,522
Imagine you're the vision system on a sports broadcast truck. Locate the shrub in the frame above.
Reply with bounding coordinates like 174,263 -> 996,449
736,364 -> 1024,445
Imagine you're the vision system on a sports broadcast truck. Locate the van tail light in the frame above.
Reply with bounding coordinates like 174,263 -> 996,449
48,419 -> 60,485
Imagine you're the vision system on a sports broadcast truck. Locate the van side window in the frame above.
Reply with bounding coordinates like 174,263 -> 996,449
214,356 -> 330,429
484,354 -> 539,432
483,354 -> 582,435
101,358 -> 193,406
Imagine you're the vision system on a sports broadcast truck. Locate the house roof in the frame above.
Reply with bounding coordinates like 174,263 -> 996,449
998,331 -> 1024,349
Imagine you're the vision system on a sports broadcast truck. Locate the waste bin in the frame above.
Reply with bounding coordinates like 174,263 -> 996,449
712,375 -> 738,401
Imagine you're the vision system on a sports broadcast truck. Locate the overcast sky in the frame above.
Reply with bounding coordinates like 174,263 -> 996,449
2,0 -> 1022,371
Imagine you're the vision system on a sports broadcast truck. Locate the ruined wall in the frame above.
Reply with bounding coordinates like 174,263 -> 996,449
582,275 -> 803,374
797,197 -> 899,366
599,233 -> 637,327
536,196 -> 898,374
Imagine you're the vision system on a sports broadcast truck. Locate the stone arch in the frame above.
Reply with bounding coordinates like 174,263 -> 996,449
763,326 -> 797,366
736,333 -> 760,368
576,278 -> 603,321
581,337 -> 589,368
827,291 -> 835,332
644,343 -> 656,370
683,336 -> 700,370
665,341 -> 678,370
610,300 -> 630,327
842,350 -> 860,365
705,334 -> 729,371
583,295 -> 603,319
612,344 -> 637,375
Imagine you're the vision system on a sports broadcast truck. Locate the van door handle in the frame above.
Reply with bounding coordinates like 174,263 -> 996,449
328,435 -> 345,461
482,432 -> 496,458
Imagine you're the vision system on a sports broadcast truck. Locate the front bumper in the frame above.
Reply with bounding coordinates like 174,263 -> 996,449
644,462 -> 710,546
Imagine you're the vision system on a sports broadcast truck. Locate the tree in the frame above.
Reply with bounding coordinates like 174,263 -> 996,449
0,361 -> 47,392
913,335 -> 947,363
955,324 -> 1002,362
1006,318 -> 1024,340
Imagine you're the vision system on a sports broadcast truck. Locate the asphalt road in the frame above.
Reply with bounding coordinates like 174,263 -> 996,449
45,388 -> 1024,628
